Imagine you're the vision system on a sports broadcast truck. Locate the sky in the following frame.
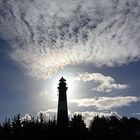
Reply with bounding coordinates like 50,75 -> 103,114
0,0 -> 140,124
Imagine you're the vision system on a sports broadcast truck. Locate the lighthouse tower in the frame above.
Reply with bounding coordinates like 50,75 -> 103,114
57,77 -> 69,128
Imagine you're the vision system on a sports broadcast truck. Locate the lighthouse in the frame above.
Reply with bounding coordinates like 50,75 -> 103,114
57,77 -> 69,128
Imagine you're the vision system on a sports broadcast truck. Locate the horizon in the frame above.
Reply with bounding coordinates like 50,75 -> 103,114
0,0 -> 140,124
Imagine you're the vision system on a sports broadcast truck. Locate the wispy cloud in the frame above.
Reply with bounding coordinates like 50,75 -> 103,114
70,96 -> 139,110
72,72 -> 128,92
0,0 -> 140,79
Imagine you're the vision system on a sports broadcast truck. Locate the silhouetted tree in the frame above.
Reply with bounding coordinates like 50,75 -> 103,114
12,114 -> 22,137
2,118 -> 11,138
46,118 -> 57,139
0,113 -> 140,140
22,116 -> 37,137
70,114 -> 89,140
0,123 -> 2,137
107,116 -> 121,140
119,116 -> 138,140
37,112 -> 45,124
90,115 -> 110,140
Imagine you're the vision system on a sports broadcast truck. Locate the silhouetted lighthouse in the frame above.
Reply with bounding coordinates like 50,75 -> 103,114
57,77 -> 69,128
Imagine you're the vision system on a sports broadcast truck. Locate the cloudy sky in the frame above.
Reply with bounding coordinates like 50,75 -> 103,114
0,0 -> 140,123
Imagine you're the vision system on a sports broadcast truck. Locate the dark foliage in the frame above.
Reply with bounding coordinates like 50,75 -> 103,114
0,113 -> 140,140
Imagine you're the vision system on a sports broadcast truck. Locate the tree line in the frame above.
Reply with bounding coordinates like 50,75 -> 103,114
0,113 -> 140,140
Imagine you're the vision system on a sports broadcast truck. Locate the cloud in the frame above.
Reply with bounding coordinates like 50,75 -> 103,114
39,89 -> 48,96
0,0 -> 140,79
72,72 -> 128,92
37,108 -> 71,120
132,112 -> 140,116
74,111 -> 121,126
70,96 -> 139,110
37,108 -> 57,120
22,110 -> 121,126
22,114 -> 32,121
21,109 -> 57,122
